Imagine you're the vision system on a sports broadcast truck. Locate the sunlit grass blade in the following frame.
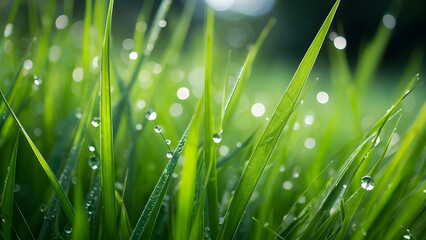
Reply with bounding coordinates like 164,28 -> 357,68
175,97 -> 203,240
203,7 -> 220,239
217,1 -> 340,239
71,159 -> 90,240
0,135 -> 19,240
222,18 -> 276,128
0,90 -> 75,223
84,174 -> 102,239
99,0 -> 117,238
130,120 -> 192,240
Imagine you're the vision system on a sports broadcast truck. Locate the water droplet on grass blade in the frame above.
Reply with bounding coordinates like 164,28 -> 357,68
361,176 -> 374,190
403,235 -> 410,239
40,204 -> 47,212
64,226 -> 72,234
166,151 -> 173,158
88,155 -> 99,169
213,132 -> 222,143
88,145 -> 95,152
146,109 -> 157,120
34,75 -> 42,85
166,139 -> 171,145
91,117 -> 100,127
154,126 -> 161,133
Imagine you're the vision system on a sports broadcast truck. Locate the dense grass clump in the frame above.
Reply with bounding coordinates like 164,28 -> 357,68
0,0 -> 425,239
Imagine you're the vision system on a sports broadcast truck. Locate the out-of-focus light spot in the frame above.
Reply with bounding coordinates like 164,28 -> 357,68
334,36 -> 347,50
316,91 -> 329,104
282,181 -> 293,190
159,20 -> 167,28
293,122 -> 300,130
146,43 -> 154,51
129,51 -> 138,60
219,145 -> 230,156
304,137 -> 316,149
169,103 -> 183,117
122,38 -> 134,50
329,31 -> 338,41
390,133 -> 400,146
153,64 -> 162,74
228,27 -> 247,48
205,0 -> 235,11
304,115 -> 314,125
229,0 -> 275,16
4,40 -> 13,54
4,23 -> 13,37
72,67 -> 84,82
92,56 -> 99,69
34,127 -> 42,137
49,45 -> 61,63
136,124 -> 143,131
171,69 -> 185,82
136,100 -> 146,110
24,59 -> 33,70
361,115 -> 374,130
55,15 -> 69,29
251,103 -> 265,117
298,196 -> 306,204
177,87 -> 190,100
136,21 -> 147,33
382,14 -> 396,29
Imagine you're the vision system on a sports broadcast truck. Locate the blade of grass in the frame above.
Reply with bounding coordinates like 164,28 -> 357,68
203,7 -> 220,239
222,18 -> 276,128
14,200 -> 35,240
0,135 -> 19,240
99,0 -> 117,238
175,97 -> 203,240
0,90 -> 75,223
130,119 -> 192,240
217,1 -> 340,239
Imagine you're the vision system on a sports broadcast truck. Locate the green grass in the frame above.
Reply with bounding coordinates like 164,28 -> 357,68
0,0 -> 425,239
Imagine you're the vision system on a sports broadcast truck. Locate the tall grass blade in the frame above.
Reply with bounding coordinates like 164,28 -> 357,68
130,120 -> 192,240
222,18 -> 276,127
175,98 -> 203,240
217,1 -> 340,239
99,0 -> 117,238
0,135 -> 19,240
203,7 -> 220,239
0,90 -> 75,223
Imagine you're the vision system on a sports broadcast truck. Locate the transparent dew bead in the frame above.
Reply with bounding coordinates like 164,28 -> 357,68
91,117 -> 100,127
165,139 -> 171,145
361,176 -> 374,190
154,126 -> 161,133
166,151 -> 173,159
212,132 -> 222,143
64,226 -> 72,234
145,109 -> 157,121
88,155 -> 99,170
40,204 -> 47,212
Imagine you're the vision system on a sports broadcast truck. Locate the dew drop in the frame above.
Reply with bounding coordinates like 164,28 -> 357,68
87,205 -> 95,215
403,235 -> 410,239
166,151 -> 173,159
165,139 -> 171,145
263,222 -> 269,228
145,109 -> 157,121
40,204 -> 47,212
88,155 -> 99,170
213,132 -> 222,143
361,176 -> 374,190
34,75 -> 42,85
154,126 -> 161,133
13,183 -> 20,192
64,226 -> 72,234
91,117 -> 100,127
88,145 -> 95,152
282,181 -> 293,190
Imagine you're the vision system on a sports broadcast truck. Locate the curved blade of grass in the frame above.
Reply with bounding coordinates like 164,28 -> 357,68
99,0 -> 117,238
217,1 -> 340,239
130,119 -> 192,240
175,97 -> 203,240
216,129 -> 257,169
0,90 -> 75,223
203,7 -> 219,239
1,135 -> 19,240
222,18 -> 276,128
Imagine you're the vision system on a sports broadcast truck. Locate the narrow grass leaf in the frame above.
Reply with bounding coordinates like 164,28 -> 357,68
0,135 -> 19,240
175,97 -> 203,240
130,120 -> 192,240
203,7 -> 220,239
0,90 -> 75,223
217,1 -> 340,239
99,0 -> 117,238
